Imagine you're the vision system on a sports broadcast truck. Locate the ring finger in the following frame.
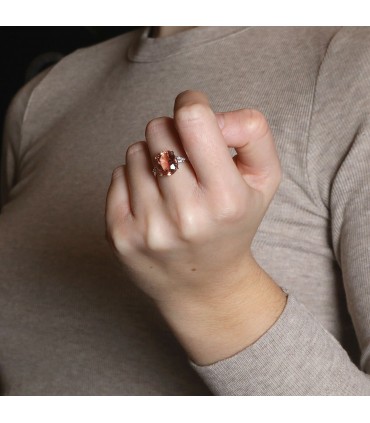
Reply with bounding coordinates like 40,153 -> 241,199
145,116 -> 199,206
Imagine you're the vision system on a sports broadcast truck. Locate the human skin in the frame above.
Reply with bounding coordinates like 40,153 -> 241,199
105,90 -> 287,366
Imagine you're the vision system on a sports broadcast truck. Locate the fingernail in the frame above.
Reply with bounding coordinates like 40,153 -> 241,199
215,113 -> 225,129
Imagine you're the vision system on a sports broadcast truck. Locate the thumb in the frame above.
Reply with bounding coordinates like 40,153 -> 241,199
215,109 -> 282,192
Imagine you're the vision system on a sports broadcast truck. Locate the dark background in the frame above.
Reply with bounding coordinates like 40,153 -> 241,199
0,27 -> 140,173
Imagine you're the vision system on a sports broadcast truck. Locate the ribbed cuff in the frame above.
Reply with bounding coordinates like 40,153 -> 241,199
189,289 -> 370,395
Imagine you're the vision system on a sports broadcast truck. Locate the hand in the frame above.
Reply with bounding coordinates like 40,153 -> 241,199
105,90 -> 286,365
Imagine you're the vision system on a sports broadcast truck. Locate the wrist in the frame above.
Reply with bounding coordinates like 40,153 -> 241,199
156,260 -> 288,366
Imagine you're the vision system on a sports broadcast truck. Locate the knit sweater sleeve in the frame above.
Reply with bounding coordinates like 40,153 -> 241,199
188,27 -> 370,395
1,67 -> 52,209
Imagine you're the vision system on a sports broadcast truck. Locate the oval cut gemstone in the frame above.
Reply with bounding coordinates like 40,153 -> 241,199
153,150 -> 178,176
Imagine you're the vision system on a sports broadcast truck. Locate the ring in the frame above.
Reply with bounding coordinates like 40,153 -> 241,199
152,150 -> 189,176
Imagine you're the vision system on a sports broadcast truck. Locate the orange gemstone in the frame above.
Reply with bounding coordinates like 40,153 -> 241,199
153,151 -> 178,176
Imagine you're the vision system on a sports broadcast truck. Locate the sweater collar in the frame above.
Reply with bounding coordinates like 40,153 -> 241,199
127,26 -> 248,63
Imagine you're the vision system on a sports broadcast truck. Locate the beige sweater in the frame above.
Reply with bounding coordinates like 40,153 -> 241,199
1,26 -> 370,395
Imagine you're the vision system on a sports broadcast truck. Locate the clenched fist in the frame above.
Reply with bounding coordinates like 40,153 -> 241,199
105,90 -> 286,365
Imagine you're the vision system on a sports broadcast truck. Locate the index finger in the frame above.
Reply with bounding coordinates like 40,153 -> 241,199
173,90 -> 243,193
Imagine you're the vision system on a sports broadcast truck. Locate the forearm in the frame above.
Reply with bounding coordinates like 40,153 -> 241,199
156,258 -> 287,366
189,291 -> 370,395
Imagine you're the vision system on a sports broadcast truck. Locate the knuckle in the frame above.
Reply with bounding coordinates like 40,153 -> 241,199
177,209 -> 203,242
175,102 -> 212,127
144,230 -> 168,252
240,108 -> 270,140
174,90 -> 191,105
174,90 -> 202,106
212,192 -> 246,223
106,225 -> 132,256
145,116 -> 171,139
126,141 -> 146,157
144,217 -> 173,252
214,207 -> 242,224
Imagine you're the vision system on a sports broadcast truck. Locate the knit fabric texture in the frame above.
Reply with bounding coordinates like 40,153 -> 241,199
1,26 -> 370,395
